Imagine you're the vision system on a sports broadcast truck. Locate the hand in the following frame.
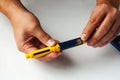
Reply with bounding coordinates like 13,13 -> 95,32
81,2 -> 120,48
0,0 -> 61,61
11,12 -> 61,61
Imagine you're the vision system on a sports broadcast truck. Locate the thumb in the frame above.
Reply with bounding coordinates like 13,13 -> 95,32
33,27 -> 57,46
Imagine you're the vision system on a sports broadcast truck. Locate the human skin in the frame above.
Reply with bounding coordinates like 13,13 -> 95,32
0,0 -> 61,61
81,0 -> 120,48
0,0 -> 120,61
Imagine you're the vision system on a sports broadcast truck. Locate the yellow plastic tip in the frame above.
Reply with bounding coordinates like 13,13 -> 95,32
25,54 -> 30,59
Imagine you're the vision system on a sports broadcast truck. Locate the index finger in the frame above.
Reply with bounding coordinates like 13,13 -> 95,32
81,8 -> 106,41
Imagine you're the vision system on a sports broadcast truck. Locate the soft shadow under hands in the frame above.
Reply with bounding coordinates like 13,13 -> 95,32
42,53 -> 75,69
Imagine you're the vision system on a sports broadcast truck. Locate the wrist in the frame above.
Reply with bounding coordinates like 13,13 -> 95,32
96,0 -> 119,9
0,0 -> 29,20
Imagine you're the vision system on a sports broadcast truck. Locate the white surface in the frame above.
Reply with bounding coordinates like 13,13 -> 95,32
0,0 -> 120,80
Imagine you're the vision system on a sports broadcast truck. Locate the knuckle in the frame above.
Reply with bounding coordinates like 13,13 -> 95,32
112,8 -> 118,14
89,36 -> 98,45
27,21 -> 40,32
101,4 -> 109,10
17,42 -> 29,53
91,37 -> 98,42
39,32 -> 50,42
108,34 -> 113,39
109,30 -> 115,35
17,43 -> 23,52
89,17 -> 98,26
100,41 -> 104,45
108,9 -> 118,18
103,40 -> 109,44
101,25 -> 110,32
31,23 -> 38,30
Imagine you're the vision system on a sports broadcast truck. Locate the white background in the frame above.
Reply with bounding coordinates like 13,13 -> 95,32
0,0 -> 120,80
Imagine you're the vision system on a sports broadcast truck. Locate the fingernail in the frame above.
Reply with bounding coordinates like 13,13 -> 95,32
81,34 -> 87,41
47,39 -> 56,46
